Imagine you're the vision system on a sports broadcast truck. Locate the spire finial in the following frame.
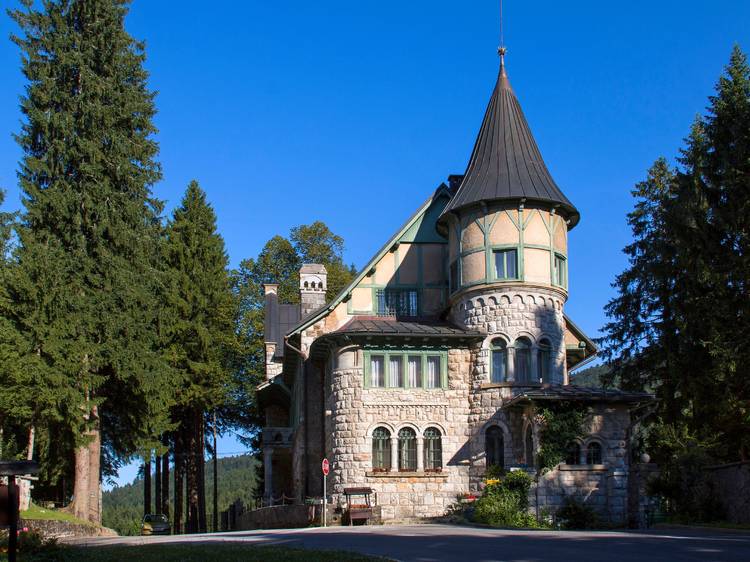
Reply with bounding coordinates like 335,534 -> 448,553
497,0 -> 508,76
497,0 -> 506,75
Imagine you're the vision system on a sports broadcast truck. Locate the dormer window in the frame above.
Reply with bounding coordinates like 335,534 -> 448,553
377,288 -> 419,317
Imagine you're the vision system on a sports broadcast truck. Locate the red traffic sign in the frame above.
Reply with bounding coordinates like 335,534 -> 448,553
322,458 -> 330,476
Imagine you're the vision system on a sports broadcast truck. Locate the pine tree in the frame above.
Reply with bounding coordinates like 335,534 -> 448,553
162,181 -> 239,532
10,0 -> 170,523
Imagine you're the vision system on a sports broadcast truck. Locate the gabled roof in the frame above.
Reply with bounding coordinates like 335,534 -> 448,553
286,185 -> 451,338
440,58 -> 579,227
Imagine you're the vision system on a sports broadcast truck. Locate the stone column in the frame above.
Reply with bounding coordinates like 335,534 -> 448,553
264,447 -> 273,498
507,349 -> 516,382
416,436 -> 424,472
390,437 -> 399,472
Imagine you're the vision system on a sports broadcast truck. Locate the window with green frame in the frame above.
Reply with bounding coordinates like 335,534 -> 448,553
553,253 -> 567,287
493,249 -> 518,280
365,350 -> 447,389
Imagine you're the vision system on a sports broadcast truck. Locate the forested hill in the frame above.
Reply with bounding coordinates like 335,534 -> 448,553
569,364 -> 614,388
103,454 -> 260,536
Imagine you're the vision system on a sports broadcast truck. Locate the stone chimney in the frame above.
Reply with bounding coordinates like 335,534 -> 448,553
300,264 -> 327,318
263,283 -> 280,380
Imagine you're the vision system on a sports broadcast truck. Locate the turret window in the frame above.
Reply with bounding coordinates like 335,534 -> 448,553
493,249 -> 518,280
553,254 -> 567,287
514,337 -> 532,383
490,339 -> 508,383
537,338 -> 552,383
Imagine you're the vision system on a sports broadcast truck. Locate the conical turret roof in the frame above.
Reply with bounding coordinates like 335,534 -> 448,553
440,58 -> 579,227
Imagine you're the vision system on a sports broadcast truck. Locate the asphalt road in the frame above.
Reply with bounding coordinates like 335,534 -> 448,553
70,524 -> 750,562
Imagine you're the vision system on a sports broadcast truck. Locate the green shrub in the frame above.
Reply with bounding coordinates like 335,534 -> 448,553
473,470 -> 543,528
555,496 -> 599,529
537,405 -> 586,472
484,464 -> 505,480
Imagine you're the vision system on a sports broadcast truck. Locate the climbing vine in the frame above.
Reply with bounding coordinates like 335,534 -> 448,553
535,403 -> 587,472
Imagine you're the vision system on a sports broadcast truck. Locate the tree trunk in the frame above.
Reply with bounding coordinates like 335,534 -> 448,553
185,415 -> 199,533
19,425 -> 35,511
161,448 -> 170,521
155,449 -> 162,515
212,413 -> 218,532
144,454 -> 152,517
173,432 -> 183,534
197,412 -> 207,533
87,412 -> 102,524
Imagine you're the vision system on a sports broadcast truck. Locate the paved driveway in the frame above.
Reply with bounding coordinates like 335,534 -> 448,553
71,524 -> 750,562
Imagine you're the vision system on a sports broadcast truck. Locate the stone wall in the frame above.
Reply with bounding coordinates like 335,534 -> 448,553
19,519 -> 116,539
452,288 -> 567,385
325,346 -> 474,520
705,461 -> 750,524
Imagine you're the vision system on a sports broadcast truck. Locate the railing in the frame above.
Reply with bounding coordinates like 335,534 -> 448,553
250,494 -> 296,510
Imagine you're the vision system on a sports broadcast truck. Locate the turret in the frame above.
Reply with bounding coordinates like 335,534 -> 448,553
438,53 -> 578,385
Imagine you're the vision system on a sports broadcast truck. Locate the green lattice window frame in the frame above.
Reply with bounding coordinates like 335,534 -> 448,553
363,349 -> 448,389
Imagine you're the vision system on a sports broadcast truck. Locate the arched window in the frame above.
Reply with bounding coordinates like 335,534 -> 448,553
372,427 -> 391,472
485,426 -> 504,469
423,428 -> 442,471
491,339 -> 507,383
398,428 -> 417,471
586,442 -> 602,465
565,442 -> 582,465
524,425 -> 534,467
515,338 -> 532,383
537,338 -> 551,383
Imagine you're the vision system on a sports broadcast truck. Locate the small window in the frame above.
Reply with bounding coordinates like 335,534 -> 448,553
554,254 -> 567,287
425,356 -> 441,388
398,428 -> 417,471
490,339 -> 507,383
515,337 -> 532,383
423,428 -> 442,471
407,356 -> 422,388
493,249 -> 518,280
449,261 -> 459,293
586,442 -> 602,465
370,355 -> 385,387
377,289 -> 419,317
388,355 -> 403,388
485,426 -> 504,468
565,442 -> 582,465
537,338 -> 551,383
372,427 -> 391,472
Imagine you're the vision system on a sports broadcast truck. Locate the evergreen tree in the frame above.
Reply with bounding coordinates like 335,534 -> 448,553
9,0 -> 170,522
600,47 -> 750,465
162,181 -> 239,533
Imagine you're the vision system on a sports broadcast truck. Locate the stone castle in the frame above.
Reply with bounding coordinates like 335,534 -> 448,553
258,51 -> 653,524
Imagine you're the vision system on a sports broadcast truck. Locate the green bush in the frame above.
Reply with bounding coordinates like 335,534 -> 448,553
473,471 -> 543,528
555,496 -> 599,529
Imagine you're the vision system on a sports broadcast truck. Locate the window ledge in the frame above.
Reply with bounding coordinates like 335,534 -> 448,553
479,382 -> 546,390
366,471 -> 448,479
558,464 -> 607,472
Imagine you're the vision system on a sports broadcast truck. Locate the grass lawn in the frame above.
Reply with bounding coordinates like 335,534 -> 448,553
2,544 -> 389,562
20,503 -> 95,527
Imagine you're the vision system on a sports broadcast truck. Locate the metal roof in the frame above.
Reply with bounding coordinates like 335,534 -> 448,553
440,59 -> 580,227
504,386 -> 655,407
331,317 -> 479,338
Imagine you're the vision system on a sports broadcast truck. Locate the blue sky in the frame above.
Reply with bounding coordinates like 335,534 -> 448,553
1,1 -> 748,487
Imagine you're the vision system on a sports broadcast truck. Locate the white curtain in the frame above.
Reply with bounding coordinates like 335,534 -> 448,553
407,356 -> 421,388
371,356 -> 384,387
389,356 -> 402,387
426,356 -> 440,388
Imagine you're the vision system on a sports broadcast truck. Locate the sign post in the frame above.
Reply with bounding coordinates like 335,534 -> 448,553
321,458 -> 329,528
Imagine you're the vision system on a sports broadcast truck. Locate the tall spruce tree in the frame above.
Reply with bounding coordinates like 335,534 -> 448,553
163,181 -> 238,533
10,0 -> 170,522
600,47 -> 750,463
